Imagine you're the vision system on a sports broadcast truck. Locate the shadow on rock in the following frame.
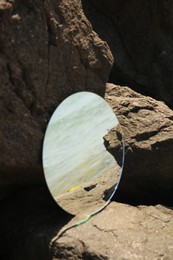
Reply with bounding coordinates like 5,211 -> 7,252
0,186 -> 73,260
105,83 -> 173,206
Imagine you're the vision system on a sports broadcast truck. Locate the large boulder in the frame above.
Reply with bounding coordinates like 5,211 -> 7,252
1,1 -> 173,259
105,83 -> 173,205
83,0 -> 173,108
52,202 -> 173,259
0,0 -> 113,198
1,188 -> 173,260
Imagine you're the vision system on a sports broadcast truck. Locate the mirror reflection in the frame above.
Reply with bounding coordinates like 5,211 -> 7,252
43,92 -> 124,217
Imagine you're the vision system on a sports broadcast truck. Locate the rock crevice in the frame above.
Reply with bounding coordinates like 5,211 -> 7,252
82,0 -> 173,108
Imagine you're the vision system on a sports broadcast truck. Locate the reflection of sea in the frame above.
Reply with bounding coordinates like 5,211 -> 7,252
43,92 -> 118,197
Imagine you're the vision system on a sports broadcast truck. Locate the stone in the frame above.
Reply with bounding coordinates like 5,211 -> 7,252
105,83 -> 173,205
83,0 -> 173,108
0,187 -> 73,260
1,187 -> 173,260
52,202 -> 173,259
1,1 -> 173,259
0,0 -> 113,198
55,165 -> 120,216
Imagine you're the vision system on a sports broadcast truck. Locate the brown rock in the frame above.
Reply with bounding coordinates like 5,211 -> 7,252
0,0 -> 113,198
52,202 -> 173,259
55,165 -> 121,216
105,83 -> 173,204
83,0 -> 173,108
1,188 -> 173,260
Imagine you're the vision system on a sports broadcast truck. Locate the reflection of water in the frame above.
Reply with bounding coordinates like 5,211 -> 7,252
43,92 -> 118,197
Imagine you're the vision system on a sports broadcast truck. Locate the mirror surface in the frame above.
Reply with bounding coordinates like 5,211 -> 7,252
43,92 -> 124,217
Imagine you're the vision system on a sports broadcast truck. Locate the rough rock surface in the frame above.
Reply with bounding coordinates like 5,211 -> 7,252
1,188 -> 173,260
55,165 -> 120,216
1,1 -> 173,259
83,0 -> 173,108
0,0 -> 113,198
105,83 -> 173,205
52,202 -> 173,260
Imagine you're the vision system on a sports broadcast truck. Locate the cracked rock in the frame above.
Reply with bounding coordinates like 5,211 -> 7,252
52,202 -> 173,260
0,187 -> 173,260
104,83 -> 173,205
0,0 -> 113,199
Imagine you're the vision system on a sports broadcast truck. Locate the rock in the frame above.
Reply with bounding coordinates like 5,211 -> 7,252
0,187 -> 73,260
1,2 -> 173,259
1,187 -> 173,260
0,0 -> 113,198
83,0 -> 173,108
55,165 -> 121,216
105,83 -> 173,205
52,202 -> 173,259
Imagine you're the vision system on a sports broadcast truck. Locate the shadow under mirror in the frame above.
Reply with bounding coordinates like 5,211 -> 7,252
43,92 -> 124,219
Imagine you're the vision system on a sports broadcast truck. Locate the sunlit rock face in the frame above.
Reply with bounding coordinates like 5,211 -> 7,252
1,185 -> 173,259
1,1 -> 173,259
105,83 -> 173,205
52,202 -> 173,260
0,0 -> 113,199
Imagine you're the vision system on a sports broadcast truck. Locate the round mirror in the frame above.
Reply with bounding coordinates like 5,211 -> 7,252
43,92 -> 124,218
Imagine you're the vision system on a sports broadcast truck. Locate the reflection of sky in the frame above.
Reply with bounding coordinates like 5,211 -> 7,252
43,92 -> 118,192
